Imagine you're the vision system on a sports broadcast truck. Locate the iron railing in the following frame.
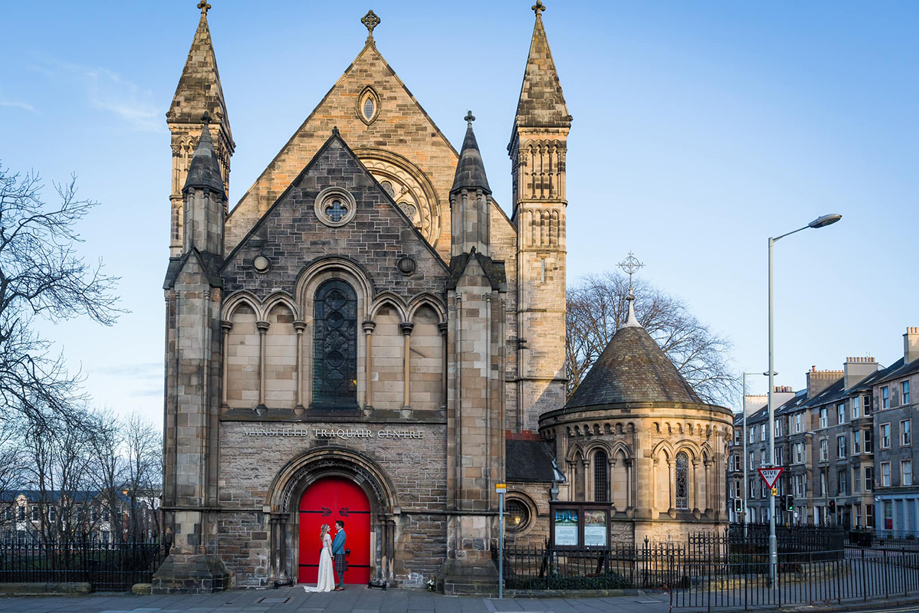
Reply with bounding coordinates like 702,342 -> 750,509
0,537 -> 163,591
671,547 -> 919,610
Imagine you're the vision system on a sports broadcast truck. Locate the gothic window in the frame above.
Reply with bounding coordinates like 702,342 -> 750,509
593,450 -> 609,503
676,452 -> 689,510
363,98 -> 375,120
311,280 -> 358,409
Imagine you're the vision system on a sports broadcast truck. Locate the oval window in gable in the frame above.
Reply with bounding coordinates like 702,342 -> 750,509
357,86 -> 380,125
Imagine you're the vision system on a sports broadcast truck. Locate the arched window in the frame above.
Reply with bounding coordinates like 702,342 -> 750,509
676,452 -> 689,510
363,97 -> 375,120
504,500 -> 530,533
593,450 -> 609,503
312,279 -> 358,409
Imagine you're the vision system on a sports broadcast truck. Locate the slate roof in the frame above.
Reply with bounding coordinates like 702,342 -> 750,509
565,321 -> 702,410
450,120 -> 491,194
513,10 -> 571,130
183,124 -> 225,195
506,440 -> 556,483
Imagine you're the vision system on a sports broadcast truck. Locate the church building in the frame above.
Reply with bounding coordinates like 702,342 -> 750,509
156,2 -> 732,595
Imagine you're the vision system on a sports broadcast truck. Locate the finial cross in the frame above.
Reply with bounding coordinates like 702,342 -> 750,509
617,251 -> 644,296
197,0 -> 211,15
361,10 -> 381,40
464,110 -> 475,125
532,1 -> 546,15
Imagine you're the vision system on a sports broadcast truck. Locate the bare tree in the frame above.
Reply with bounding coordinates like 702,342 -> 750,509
567,272 -> 737,406
0,164 -> 121,424
122,413 -> 162,541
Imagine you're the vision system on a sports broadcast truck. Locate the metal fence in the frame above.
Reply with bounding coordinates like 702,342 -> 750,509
671,547 -> 919,610
0,538 -> 163,591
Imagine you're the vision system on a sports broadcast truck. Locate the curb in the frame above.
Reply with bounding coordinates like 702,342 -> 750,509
680,594 -> 919,613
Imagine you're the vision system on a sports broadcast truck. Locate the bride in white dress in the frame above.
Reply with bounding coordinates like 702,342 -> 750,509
303,524 -> 335,593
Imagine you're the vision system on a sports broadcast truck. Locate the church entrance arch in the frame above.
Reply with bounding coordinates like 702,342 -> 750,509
298,477 -> 371,584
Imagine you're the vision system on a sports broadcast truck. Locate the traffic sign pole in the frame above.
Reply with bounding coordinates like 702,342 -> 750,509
496,483 -> 506,599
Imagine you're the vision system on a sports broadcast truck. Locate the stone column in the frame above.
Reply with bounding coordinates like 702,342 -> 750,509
704,459 -> 713,516
625,458 -> 633,512
438,321 -> 448,409
220,320 -> 232,409
668,460 -> 676,513
582,458 -> 591,502
363,321 -> 376,410
692,460 -> 701,516
256,320 -> 270,413
294,321 -> 306,413
400,322 -> 414,413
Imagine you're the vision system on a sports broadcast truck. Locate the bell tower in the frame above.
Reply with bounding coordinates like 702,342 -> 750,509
166,1 -> 234,257
509,1 -> 571,431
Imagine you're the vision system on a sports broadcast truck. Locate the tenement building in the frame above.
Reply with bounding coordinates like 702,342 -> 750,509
729,328 -> 919,534
156,3 -> 732,594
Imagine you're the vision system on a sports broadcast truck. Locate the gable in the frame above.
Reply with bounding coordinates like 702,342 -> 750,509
224,41 -> 516,261
221,133 -> 449,303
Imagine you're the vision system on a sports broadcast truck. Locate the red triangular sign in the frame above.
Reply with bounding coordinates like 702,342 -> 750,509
758,467 -> 784,489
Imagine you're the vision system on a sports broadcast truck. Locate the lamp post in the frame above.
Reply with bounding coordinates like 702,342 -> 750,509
767,213 -> 841,585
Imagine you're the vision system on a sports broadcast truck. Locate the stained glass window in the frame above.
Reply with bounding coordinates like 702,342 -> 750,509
505,500 -> 529,532
676,452 -> 689,510
312,280 -> 358,409
325,199 -> 347,222
593,451 -> 608,502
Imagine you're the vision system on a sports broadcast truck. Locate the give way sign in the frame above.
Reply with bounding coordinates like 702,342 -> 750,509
758,467 -> 784,489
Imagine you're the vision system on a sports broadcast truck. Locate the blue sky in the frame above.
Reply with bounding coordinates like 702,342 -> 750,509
1,1 -> 917,426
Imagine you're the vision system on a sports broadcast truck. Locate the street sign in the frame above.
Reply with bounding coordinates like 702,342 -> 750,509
496,483 -> 507,494
771,487 -> 778,496
758,467 -> 784,489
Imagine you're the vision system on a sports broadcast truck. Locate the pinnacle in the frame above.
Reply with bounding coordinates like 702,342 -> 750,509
513,5 -> 570,129
451,115 -> 491,194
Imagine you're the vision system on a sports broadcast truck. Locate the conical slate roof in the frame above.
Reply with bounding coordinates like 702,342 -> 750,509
184,124 -> 224,195
514,7 -> 570,129
566,311 -> 702,409
451,118 -> 491,194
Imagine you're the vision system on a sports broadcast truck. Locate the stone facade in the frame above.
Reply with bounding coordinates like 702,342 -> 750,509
157,4 -> 571,595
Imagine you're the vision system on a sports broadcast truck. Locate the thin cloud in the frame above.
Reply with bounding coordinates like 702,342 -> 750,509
95,362 -> 162,381
0,90 -> 35,112
36,59 -> 163,133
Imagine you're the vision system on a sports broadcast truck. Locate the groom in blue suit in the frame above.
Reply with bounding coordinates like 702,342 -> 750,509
331,520 -> 347,590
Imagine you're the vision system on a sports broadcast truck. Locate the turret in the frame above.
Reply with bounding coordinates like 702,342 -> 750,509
509,1 -> 571,431
450,112 -> 491,257
182,116 -> 226,256
167,1 -> 234,257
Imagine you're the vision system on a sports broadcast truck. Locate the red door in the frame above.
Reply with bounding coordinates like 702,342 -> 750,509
298,477 -> 371,584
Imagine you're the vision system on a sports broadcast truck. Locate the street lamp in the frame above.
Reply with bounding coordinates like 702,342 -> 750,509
767,213 -> 841,585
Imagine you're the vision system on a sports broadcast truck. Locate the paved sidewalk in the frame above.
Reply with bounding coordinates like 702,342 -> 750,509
0,587 -> 673,613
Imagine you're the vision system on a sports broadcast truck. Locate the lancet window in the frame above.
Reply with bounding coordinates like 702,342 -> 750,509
311,280 -> 358,409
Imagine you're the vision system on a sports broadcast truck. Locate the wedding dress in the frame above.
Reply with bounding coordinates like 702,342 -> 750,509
303,534 -> 335,592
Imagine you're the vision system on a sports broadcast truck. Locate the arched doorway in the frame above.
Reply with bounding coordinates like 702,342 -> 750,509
298,477 -> 371,584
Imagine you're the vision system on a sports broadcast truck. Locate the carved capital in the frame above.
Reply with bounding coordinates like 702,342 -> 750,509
437,322 -> 448,336
293,320 -> 307,333
256,321 -> 270,333
362,321 -> 376,334
221,320 -> 233,332
399,322 -> 415,336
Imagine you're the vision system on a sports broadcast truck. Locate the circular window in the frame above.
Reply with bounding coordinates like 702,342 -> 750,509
253,255 -> 271,273
397,255 -> 416,276
505,500 -> 530,533
314,187 -> 357,228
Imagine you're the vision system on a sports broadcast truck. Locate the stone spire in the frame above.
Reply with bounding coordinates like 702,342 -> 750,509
451,112 -> 491,195
167,3 -> 234,258
514,2 -> 571,130
183,115 -> 224,195
449,113 -> 492,257
167,2 -> 232,132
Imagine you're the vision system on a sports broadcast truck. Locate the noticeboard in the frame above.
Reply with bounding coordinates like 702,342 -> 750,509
549,502 -> 611,549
